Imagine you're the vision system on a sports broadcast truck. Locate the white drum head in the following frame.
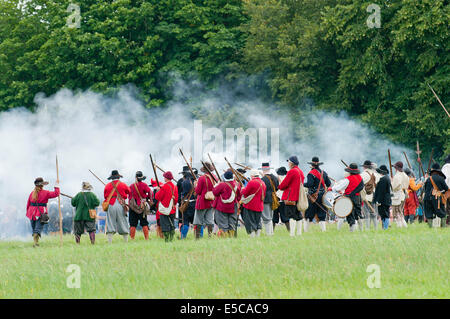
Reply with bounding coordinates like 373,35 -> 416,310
333,196 -> 353,218
322,191 -> 336,209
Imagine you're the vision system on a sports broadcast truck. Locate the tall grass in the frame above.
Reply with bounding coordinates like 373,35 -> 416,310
0,222 -> 448,298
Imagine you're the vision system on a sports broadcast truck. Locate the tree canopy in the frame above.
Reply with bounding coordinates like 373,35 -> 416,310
0,0 -> 448,158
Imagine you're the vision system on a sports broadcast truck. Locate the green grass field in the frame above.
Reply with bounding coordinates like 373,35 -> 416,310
0,222 -> 448,299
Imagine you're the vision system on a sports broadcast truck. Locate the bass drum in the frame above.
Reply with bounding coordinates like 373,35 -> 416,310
333,196 -> 354,218
322,191 -> 338,210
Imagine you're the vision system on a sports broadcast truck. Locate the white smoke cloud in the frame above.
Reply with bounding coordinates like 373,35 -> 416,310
0,80 -> 416,239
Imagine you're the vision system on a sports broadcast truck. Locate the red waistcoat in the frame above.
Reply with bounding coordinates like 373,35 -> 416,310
345,174 -> 363,196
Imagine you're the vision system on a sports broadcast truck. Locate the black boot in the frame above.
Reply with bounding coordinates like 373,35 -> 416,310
285,222 -> 290,231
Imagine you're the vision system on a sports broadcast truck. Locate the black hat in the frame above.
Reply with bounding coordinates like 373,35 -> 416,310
179,166 -> 190,174
34,177 -> 49,186
404,168 -> 412,177
287,155 -> 299,166
376,165 -> 389,175
345,163 -> 360,175
362,160 -> 373,168
107,170 -> 123,180
308,156 -> 323,166
430,163 -> 446,178
276,167 -> 287,176
135,171 -> 146,181
260,163 -> 271,170
445,154 -> 450,164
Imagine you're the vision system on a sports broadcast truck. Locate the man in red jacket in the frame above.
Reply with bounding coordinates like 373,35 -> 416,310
128,171 -> 152,240
104,170 -> 131,244
193,162 -> 217,239
278,156 -> 305,236
240,169 -> 266,237
155,171 -> 178,242
212,170 -> 241,237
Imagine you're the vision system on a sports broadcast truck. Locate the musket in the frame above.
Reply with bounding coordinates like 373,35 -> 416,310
427,83 -> 450,118
403,152 -> 412,170
388,149 -> 393,178
56,155 -> 63,245
416,141 -> 426,177
208,153 -> 222,182
341,159 -> 349,168
179,148 -> 197,181
224,157 -> 244,187
154,163 -> 177,183
200,160 -> 218,183
234,162 -> 252,171
427,148 -> 434,174
149,154 -> 160,185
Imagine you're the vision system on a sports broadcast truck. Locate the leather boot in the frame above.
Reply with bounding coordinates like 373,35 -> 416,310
89,232 -> 95,245
33,233 -> 39,247
142,226 -> 149,240
207,225 -> 213,238
130,226 -> 136,240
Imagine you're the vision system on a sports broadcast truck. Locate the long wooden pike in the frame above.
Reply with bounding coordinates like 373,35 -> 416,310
416,141 -> 426,177
61,193 -> 73,199
89,169 -> 106,186
224,157 -> 244,187
208,153 -> 222,182
179,148 -> 197,181
403,152 -> 412,170
427,83 -> 450,118
56,155 -> 63,245
388,149 -> 393,178
234,162 -> 252,171
149,154 -> 160,185
427,148 -> 434,174
200,160 -> 218,183
341,159 -> 349,168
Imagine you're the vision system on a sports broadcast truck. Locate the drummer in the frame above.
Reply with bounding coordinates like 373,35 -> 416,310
303,157 -> 332,232
331,163 -> 364,232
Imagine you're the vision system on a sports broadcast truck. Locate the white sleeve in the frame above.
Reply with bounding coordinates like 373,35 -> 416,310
442,164 -> 450,188
332,179 -> 349,192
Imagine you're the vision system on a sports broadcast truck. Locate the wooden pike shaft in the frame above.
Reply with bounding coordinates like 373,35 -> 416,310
61,193 -> 73,199
340,159 -> 349,168
89,169 -> 106,186
428,83 -> 450,118
154,163 -> 177,183
208,153 -> 222,182
56,155 -> 63,245
403,152 -> 412,170
427,148 -> 434,174
224,157 -> 244,186
388,149 -> 393,178
149,154 -> 160,185
234,162 -> 252,170
201,160 -> 218,183
179,148 -> 197,181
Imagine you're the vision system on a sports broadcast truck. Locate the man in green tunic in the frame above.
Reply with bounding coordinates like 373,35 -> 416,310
71,182 -> 100,244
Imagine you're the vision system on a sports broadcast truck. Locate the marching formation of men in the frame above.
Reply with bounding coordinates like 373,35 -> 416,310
25,153 -> 450,246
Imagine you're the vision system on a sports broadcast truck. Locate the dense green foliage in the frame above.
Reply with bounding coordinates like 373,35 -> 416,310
0,0 -> 448,157
0,224 -> 449,298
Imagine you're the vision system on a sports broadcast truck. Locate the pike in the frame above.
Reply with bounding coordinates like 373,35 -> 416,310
208,153 -> 222,182
388,149 -> 393,179
200,160 -> 218,183
56,155 -> 63,246
427,148 -> 434,175
61,193 -> 73,199
224,157 -> 244,187
416,141 -> 426,177
149,154 -> 160,186
403,152 -> 412,170
341,159 -> 349,168
427,83 -> 450,118
179,148 -> 198,181
234,162 -> 252,171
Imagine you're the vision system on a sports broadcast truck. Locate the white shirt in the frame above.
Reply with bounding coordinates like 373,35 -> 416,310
442,163 -> 450,188
360,168 -> 381,202
392,171 -> 409,204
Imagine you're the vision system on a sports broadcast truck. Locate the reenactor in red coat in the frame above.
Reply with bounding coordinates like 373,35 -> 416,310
278,156 -> 305,236
155,171 -> 178,242
193,162 -> 217,239
240,169 -> 266,237
128,171 -> 152,240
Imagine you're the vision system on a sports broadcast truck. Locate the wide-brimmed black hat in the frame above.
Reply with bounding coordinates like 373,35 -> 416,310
430,163 -> 446,178
260,162 -> 271,170
107,170 -> 123,180
276,167 -> 287,176
135,171 -> 146,181
345,163 -> 360,174
362,160 -> 373,168
308,156 -> 323,166
34,177 -> 49,186
179,166 -> 190,174
376,165 -> 389,175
